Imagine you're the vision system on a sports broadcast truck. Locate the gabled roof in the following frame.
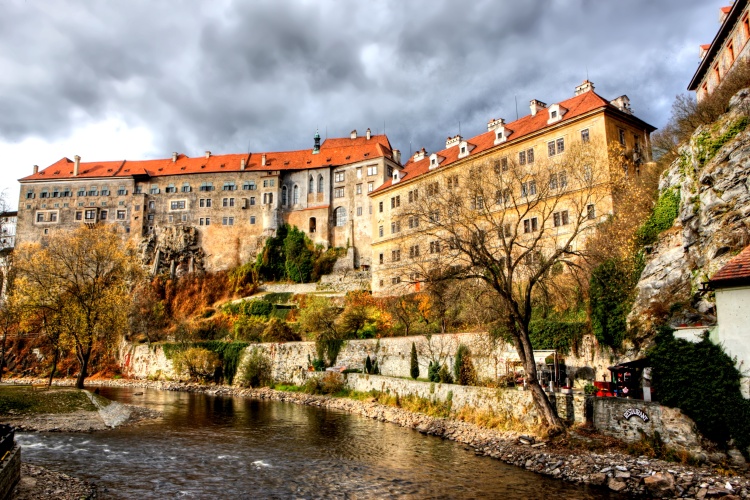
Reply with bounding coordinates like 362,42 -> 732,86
371,89 -> 652,195
710,245 -> 750,288
19,134 -> 395,182
688,0 -> 749,91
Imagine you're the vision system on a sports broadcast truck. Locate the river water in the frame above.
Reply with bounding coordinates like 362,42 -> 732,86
16,386 -> 619,499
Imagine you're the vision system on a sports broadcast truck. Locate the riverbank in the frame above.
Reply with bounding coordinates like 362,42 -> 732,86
7,377 -> 750,498
13,463 -> 97,500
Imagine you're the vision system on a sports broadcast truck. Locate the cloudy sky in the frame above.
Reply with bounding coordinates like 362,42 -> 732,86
0,0 -> 728,208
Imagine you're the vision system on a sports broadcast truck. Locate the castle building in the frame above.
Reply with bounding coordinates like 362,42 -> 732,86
17,131 -> 401,273
689,0 -> 750,101
368,81 -> 656,295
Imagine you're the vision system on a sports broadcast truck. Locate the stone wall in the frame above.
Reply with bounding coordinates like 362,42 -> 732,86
0,445 -> 20,500
591,397 -> 703,454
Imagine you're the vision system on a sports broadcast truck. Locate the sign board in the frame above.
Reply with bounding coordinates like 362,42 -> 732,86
623,408 -> 649,422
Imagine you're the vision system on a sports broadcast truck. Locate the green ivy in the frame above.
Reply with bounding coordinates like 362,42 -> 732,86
695,116 -> 750,168
159,341 -> 249,385
528,319 -> 587,355
635,188 -> 680,247
589,257 -> 642,349
648,328 -> 750,458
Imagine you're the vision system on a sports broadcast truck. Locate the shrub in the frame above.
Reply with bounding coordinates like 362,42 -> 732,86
365,355 -> 373,374
240,347 -> 272,388
528,318 -> 586,354
438,364 -> 453,384
648,328 -> 750,458
454,344 -> 476,386
410,342 -> 419,380
635,188 -> 680,247
233,315 -> 266,342
172,347 -> 221,382
303,372 -> 346,395
589,256 -> 643,349
428,361 -> 440,382
261,317 -> 300,342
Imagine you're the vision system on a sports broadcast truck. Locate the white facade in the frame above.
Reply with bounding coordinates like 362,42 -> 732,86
712,286 -> 750,398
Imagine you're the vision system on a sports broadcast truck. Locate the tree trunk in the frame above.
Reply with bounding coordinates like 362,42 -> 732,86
47,348 -> 59,388
516,332 -> 566,436
0,332 -> 6,383
75,344 -> 92,389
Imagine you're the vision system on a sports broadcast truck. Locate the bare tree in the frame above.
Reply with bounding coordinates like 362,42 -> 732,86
401,142 -> 611,434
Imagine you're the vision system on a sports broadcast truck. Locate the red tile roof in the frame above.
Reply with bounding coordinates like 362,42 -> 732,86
372,89 -> 632,195
710,245 -> 750,288
19,135 -> 394,182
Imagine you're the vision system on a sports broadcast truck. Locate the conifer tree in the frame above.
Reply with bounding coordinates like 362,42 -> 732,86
410,342 -> 419,379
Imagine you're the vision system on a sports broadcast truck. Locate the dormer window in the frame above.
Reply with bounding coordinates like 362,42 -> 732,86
458,141 -> 475,159
428,153 -> 444,169
547,104 -> 567,124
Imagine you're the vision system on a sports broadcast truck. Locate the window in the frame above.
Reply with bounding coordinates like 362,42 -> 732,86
182,183 -> 191,193
334,187 -> 345,198
390,196 -> 400,208
309,217 -> 316,233
39,190 -> 49,199
134,187 -> 143,194
523,217 -> 538,233
408,216 -> 419,229
199,198 -> 212,208
205,217 -> 211,226
553,210 -> 569,227
367,165 -> 377,176
391,249 -> 401,262
63,189 -> 71,197
292,185 -> 299,204
519,150 -> 526,165
117,210 -> 126,220
581,129 -> 590,143
378,201 -> 383,213
356,167 -> 362,179
379,253 -> 384,265
428,211 -> 440,224
587,204 -> 596,220
222,217 -> 234,226
493,158 -> 508,173
618,129 -> 626,146
550,172 -> 566,190
499,223 -> 512,238
378,225 -> 383,237
521,180 -> 537,197
524,251 -> 541,266
447,175 -> 459,190
368,182 -> 374,192
334,207 -> 347,227
26,191 -> 34,199
282,186 -> 288,206
408,189 -> 418,203
49,212 -> 58,222
334,171 -> 345,183
318,175 -> 324,193
250,197 -> 256,206
250,216 -> 256,225
391,276 -> 401,285
243,181 -> 256,191
391,221 -> 401,234
409,245 -> 420,258
356,184 -> 362,195
548,139 -> 564,156
200,182 -> 214,192
527,148 -> 534,164
85,209 -> 97,220
168,215 -> 174,223
556,138 -> 564,154
472,195 -> 484,210
78,189 -> 85,197
99,210 -> 107,221
88,187 -> 99,196
75,211 -> 83,221
148,200 -> 155,210
308,176 -> 315,193
52,189 -> 60,198
223,198 -> 235,207
496,189 -> 511,205
426,182 -> 439,196
223,182 -> 236,191
36,212 -> 44,222
356,206 -> 363,216
149,185 -> 159,195
165,184 -> 177,193
429,241 -> 441,254
171,200 -> 186,210
147,214 -> 154,221
199,218 -> 206,226
118,187 -> 127,195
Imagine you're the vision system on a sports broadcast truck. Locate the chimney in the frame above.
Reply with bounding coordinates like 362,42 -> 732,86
172,152 -> 178,163
240,158 -> 246,171
313,130 -> 320,154
33,165 -> 39,175
261,154 -> 267,166
393,149 -> 401,165
74,155 -> 80,176
529,99 -> 547,117
413,148 -> 427,162
205,150 -> 211,159
610,95 -> 632,114
487,118 -> 505,132
366,128 -> 371,140
446,135 -> 462,149
350,129 -> 357,140
575,80 -> 594,96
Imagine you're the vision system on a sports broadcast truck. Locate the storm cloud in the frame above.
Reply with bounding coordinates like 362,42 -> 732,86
0,0 -> 725,206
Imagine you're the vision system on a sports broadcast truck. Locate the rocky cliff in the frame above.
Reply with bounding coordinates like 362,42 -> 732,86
630,89 -> 750,331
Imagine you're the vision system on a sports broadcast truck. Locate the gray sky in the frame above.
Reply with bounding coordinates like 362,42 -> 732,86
0,0 -> 728,209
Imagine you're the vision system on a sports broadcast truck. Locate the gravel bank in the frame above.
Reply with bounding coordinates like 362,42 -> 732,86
13,463 -> 97,500
9,377 -> 750,498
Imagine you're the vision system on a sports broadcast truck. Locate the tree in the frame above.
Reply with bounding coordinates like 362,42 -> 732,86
410,342 -> 419,379
13,225 -> 139,388
402,142 -> 612,434
297,295 -> 344,366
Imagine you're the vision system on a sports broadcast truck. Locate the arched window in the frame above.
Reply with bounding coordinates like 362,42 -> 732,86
318,175 -> 324,193
309,175 -> 314,193
293,185 -> 299,205
334,207 -> 347,227
281,185 -> 288,206
309,217 -> 317,233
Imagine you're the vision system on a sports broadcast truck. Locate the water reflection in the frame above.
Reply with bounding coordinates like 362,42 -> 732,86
15,386 -> 621,499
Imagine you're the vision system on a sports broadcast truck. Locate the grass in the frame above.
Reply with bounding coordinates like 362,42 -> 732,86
0,386 -> 99,415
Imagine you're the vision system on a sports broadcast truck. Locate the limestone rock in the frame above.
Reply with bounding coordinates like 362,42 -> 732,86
643,472 -> 675,498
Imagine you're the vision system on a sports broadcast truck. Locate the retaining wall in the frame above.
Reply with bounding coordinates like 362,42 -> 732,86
0,445 -> 20,500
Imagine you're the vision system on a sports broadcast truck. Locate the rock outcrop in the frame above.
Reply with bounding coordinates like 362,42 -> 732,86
630,89 -> 750,330
138,226 -> 206,276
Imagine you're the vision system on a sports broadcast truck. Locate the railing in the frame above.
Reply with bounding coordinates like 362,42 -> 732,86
0,424 -> 14,461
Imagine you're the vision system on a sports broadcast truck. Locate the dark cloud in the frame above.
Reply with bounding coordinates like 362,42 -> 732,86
0,0 -> 727,171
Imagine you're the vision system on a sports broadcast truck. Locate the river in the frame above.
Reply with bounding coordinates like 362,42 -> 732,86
16,386 -> 620,499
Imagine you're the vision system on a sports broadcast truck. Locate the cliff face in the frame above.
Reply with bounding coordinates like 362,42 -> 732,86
630,89 -> 750,330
